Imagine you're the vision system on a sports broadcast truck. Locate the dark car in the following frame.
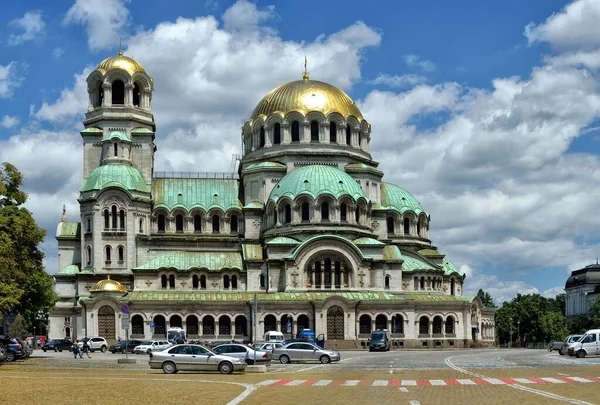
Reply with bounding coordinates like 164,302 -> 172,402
43,339 -> 73,352
0,337 -> 24,362
369,330 -> 391,352
109,340 -> 144,354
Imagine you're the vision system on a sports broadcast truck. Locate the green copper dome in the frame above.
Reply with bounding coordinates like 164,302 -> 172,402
269,165 -> 365,203
380,182 -> 425,215
81,164 -> 150,193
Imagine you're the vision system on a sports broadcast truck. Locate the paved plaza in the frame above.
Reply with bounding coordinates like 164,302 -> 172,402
2,348 -> 600,404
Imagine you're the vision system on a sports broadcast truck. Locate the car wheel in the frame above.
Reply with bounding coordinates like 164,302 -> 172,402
559,350 -> 565,355
319,355 -> 331,364
279,355 -> 290,364
58,349 -> 63,352
101,346 -> 107,353
218,361 -> 234,375
121,348 -> 126,354
43,348 -> 47,352
162,361 -> 177,374
576,350 -> 586,358
6,352 -> 15,362
54,347 -> 58,352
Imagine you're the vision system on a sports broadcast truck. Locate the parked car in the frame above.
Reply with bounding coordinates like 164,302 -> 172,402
369,330 -> 391,352
0,343 -> 6,364
559,334 -> 582,355
254,342 -> 283,355
273,342 -> 341,364
212,343 -> 271,366
0,337 -> 24,362
18,339 -> 33,358
78,337 -> 109,353
43,339 -> 73,352
133,340 -> 172,354
149,344 -> 246,374
109,340 -> 144,354
567,329 -> 600,358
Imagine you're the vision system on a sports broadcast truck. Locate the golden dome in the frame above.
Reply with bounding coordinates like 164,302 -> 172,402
95,50 -> 147,76
89,275 -> 128,294
249,79 -> 364,123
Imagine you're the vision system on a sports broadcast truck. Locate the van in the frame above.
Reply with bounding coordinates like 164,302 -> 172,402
568,329 -> 600,358
369,330 -> 391,352
264,331 -> 285,343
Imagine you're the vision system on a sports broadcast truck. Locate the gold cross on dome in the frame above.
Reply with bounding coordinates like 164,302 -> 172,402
302,55 -> 309,81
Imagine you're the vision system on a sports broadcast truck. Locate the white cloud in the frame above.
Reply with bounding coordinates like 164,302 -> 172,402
0,115 -> 20,128
53,47 -> 65,59
525,0 -> 600,50
542,286 -> 565,298
35,69 -> 91,123
368,73 -> 427,88
221,0 -> 275,33
64,0 -> 130,51
403,54 -> 436,72
8,10 -> 45,45
0,62 -> 23,98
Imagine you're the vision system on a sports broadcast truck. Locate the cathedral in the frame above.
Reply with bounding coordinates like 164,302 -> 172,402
49,50 -> 495,348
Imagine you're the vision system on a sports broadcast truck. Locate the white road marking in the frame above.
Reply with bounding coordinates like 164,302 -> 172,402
341,380 -> 360,386
285,380 -> 306,386
372,380 -> 388,386
399,387 -> 409,392
429,380 -> 446,386
567,377 -> 593,383
540,377 -> 565,384
256,380 -> 279,386
457,379 -> 476,385
482,378 -> 505,385
313,380 -> 332,386
409,401 -> 421,405
557,373 -> 570,376
401,380 -> 417,386
512,378 -> 535,384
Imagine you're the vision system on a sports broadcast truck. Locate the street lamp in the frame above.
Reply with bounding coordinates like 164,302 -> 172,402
509,317 -> 513,348
517,320 -> 521,348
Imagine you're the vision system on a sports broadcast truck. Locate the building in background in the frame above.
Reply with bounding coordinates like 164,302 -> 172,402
565,263 -> 600,322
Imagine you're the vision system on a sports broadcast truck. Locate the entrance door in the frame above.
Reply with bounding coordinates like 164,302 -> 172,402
326,306 -> 344,339
98,306 -> 116,339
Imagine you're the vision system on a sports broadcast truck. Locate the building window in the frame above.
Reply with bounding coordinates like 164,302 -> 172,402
96,82 -> 104,107
133,83 -> 141,107
291,121 -> 300,142
200,275 -> 207,289
419,316 -> 429,335
118,246 -> 124,262
223,275 -> 230,289
420,276 -> 425,290
284,204 -> 291,224
105,246 -> 111,262
340,203 -> 347,222
403,218 -> 410,235
387,217 -> 394,234
355,207 -> 360,224
192,275 -> 199,289
86,246 -> 92,266
417,220 -> 421,236
158,214 -> 165,232
385,275 -> 391,289
139,218 -> 143,233
231,275 -> 238,290
104,209 -> 109,229
230,215 -> 238,233
112,79 -> 125,105
259,274 -> 265,289
119,210 -> 125,230
194,215 -> 201,232
111,205 -> 118,228
169,275 -> 175,289
330,122 -> 337,142
86,218 -> 91,233
445,317 -> 454,334
161,275 -> 167,289
450,278 -> 455,295
212,215 -> 220,233
273,123 -> 281,144
346,125 -> 351,145
176,214 -> 184,233
301,202 -> 309,222
321,202 -> 329,221
310,120 -> 319,142
260,127 -> 265,147
114,142 -> 118,157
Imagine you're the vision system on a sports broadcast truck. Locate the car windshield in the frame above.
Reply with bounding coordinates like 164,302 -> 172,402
371,333 -> 386,341
80,338 -> 90,343
49,340 -> 62,344
140,341 -> 153,345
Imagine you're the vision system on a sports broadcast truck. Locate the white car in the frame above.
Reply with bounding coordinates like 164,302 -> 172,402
134,340 -> 172,354
78,337 -> 109,353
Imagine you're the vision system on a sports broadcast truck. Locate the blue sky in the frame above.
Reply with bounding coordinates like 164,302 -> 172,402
2,0 -> 600,304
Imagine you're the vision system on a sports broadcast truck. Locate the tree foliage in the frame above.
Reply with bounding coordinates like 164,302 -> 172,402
477,289 -> 496,308
8,314 -> 27,339
569,297 -> 600,333
0,162 -> 57,321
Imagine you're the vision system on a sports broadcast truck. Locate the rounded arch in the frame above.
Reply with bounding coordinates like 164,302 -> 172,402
297,314 -> 310,331
359,314 -> 371,334
263,314 -> 277,332
433,315 -> 443,334
169,314 -> 182,329
234,315 -> 247,336
391,313 -> 404,334
202,315 -> 215,335
445,315 -> 455,334
186,315 -> 199,336
375,314 -> 388,330
153,315 -> 166,336
131,314 -> 144,335
418,315 -> 430,335
131,72 -> 152,92
219,315 -> 231,335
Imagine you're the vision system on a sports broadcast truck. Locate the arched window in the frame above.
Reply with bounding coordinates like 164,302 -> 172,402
260,127 -> 265,147
219,316 -> 231,335
445,317 -> 454,334
385,275 -> 391,289
203,316 -> 215,335
119,210 -> 125,229
169,275 -> 175,289
340,203 -> 347,222
321,202 -> 329,221
375,314 -> 387,330
111,205 -> 117,228
157,214 -> 166,233
329,122 -> 337,142
403,218 -> 410,235
113,142 -> 118,157
414,277 -> 419,290
118,246 -> 124,262
139,218 -> 143,233
433,316 -> 443,334
131,315 -> 144,335
419,316 -> 429,335
133,83 -> 141,107
359,315 -> 371,334
176,214 -> 183,233
212,215 -> 220,233
230,215 -> 238,233
231,275 -> 238,290
301,202 -> 309,221
96,82 -> 104,107
420,276 -> 425,290
291,120 -> 300,142
314,260 -> 322,288
259,274 -> 265,289
450,278 -> 455,295
417,220 -> 421,236
223,275 -> 230,289
105,246 -> 111,262
284,204 -> 291,224
310,120 -> 319,141
346,125 -> 351,145
355,206 -> 360,224
161,274 -> 167,289
194,214 -> 201,232
104,209 -> 109,229
192,275 -> 199,289
392,314 -> 404,334
264,315 -> 277,332
200,275 -> 207,289
273,210 -> 278,226
273,123 -> 281,144
86,246 -> 92,266
387,217 -> 394,234
112,79 -> 124,105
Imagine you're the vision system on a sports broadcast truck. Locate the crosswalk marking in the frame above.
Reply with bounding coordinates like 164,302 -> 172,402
512,378 -> 535,384
372,380 -> 388,386
401,380 -> 417,386
312,380 -> 332,386
429,380 -> 447,386
285,380 -> 306,386
341,380 -> 360,386
256,380 -> 279,386
482,378 -> 505,385
457,379 -> 477,385
567,377 -> 593,383
540,377 -> 564,384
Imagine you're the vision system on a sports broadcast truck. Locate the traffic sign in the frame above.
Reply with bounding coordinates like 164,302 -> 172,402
150,322 -> 155,329
121,317 -> 129,330
120,304 -> 129,314
286,322 -> 292,333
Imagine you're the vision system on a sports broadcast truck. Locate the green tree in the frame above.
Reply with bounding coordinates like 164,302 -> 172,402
8,314 -> 27,339
539,311 -> 569,342
0,162 -> 57,319
477,289 -> 496,308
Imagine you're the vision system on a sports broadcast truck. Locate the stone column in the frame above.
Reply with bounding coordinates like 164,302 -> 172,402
301,121 -> 310,143
339,125 -> 347,145
265,128 -> 273,148
282,123 -> 291,144
321,122 -> 329,144
103,84 -> 112,107
125,83 -> 134,106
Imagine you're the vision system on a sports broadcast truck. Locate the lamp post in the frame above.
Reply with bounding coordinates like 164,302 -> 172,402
517,320 -> 521,348
509,317 -> 513,348
33,326 -> 36,348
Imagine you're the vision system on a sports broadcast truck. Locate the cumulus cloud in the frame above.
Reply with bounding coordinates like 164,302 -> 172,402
525,0 -> 600,50
221,0 -> 275,33
368,73 -> 427,88
64,0 -> 130,51
8,10 -> 45,45
35,69 -> 91,123
53,47 -> 65,59
0,115 -> 19,128
0,62 -> 23,98
403,54 -> 436,72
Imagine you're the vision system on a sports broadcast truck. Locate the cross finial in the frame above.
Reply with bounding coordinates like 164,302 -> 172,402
118,38 -> 123,56
302,55 -> 309,81
61,204 -> 67,222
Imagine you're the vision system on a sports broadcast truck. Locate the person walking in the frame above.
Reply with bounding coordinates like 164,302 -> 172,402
81,339 -> 91,358
72,340 -> 80,359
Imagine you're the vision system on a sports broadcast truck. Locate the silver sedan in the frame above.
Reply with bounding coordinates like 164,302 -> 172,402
149,344 -> 246,374
212,343 -> 271,366
273,342 -> 341,364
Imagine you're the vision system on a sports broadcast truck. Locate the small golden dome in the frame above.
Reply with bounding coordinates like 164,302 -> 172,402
249,79 -> 364,123
95,50 -> 147,76
89,275 -> 128,294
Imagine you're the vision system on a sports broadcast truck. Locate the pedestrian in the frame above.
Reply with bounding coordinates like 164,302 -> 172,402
72,340 -> 80,359
81,339 -> 91,358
